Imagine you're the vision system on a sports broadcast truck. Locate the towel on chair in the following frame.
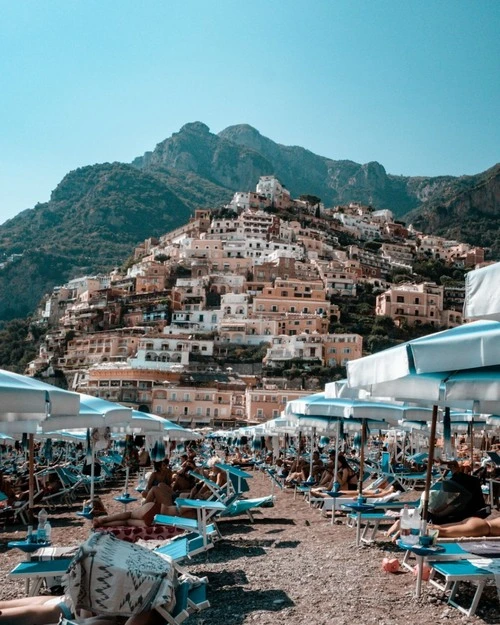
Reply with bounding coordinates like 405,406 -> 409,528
65,532 -> 176,617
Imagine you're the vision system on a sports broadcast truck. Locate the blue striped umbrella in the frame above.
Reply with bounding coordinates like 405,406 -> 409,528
151,439 -> 166,462
251,437 -> 262,451
86,428 -> 93,461
443,407 -> 452,458
43,438 -> 53,462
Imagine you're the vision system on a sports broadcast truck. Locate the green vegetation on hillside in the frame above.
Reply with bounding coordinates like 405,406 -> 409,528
0,163 -> 192,320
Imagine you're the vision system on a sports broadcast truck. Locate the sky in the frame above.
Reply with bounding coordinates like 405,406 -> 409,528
0,0 -> 499,224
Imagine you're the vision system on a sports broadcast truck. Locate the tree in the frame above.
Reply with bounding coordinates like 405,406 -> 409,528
299,194 -> 321,208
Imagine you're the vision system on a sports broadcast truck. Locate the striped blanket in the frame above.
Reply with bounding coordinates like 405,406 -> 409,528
65,532 -> 176,616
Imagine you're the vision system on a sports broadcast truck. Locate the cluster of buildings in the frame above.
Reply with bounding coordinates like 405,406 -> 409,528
29,176 -> 487,429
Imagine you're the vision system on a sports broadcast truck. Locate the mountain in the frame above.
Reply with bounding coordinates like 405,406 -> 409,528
0,163 -> 191,320
405,164 -> 500,258
0,121 -> 498,321
136,122 -> 498,220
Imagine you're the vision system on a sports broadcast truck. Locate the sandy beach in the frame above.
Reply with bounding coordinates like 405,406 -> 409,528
1,470 -> 499,624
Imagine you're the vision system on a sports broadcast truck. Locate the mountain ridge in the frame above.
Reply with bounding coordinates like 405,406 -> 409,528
0,121 -> 498,321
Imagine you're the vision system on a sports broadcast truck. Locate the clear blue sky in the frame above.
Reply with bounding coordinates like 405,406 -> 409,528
0,0 -> 499,224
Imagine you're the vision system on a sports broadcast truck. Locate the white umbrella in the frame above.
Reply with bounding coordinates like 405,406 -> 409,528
464,262 -> 500,321
347,320 -> 500,389
0,371 -> 80,512
49,395 -> 132,503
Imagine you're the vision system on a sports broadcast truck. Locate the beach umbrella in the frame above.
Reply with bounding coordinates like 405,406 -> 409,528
345,323 -> 500,538
150,439 -> 166,462
0,372 -> 81,514
442,407 -> 452,459
49,395 -> 133,504
464,262 -> 500,322
86,428 -> 93,461
0,369 -> 80,433
42,438 -> 53,463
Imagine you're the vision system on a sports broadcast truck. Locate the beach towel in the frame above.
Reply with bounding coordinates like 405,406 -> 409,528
95,524 -> 183,543
65,531 -> 176,617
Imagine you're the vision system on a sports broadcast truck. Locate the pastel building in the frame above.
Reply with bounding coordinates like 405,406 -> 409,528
252,279 -> 331,317
129,334 -> 214,369
376,282 -> 446,327
245,388 -> 311,423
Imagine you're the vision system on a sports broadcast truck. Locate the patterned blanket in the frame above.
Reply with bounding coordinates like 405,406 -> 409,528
95,524 -> 183,543
65,532 -> 176,616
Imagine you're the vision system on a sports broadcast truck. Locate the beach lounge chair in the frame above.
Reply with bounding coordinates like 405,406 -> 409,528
155,498 -> 226,552
189,466 -> 274,522
56,532 -> 209,625
156,575 -> 210,624
0,498 -> 30,525
9,557 -> 74,596
428,558 -> 500,616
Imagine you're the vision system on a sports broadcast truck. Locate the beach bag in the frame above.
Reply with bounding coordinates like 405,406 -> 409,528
427,480 -> 471,522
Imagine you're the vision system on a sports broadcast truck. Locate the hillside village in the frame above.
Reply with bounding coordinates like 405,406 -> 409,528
27,176 -> 487,430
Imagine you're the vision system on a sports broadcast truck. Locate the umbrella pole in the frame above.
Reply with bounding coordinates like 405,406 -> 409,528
420,404 -> 438,534
124,466 -> 130,495
309,428 -> 315,481
358,420 -> 366,500
28,433 -> 35,517
469,418 -> 474,466
354,419 -> 367,548
331,419 -> 341,526
90,439 -> 95,503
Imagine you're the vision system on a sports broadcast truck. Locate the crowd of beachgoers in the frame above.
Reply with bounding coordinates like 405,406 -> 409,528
1,437 -> 500,624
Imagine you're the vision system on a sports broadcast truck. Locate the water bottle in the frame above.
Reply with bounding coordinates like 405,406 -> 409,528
400,505 -> 410,541
407,509 -> 421,545
37,508 -> 48,542
44,521 -> 52,542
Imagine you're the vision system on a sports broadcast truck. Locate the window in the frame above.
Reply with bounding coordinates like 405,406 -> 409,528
414,297 -> 420,304
396,296 -> 404,303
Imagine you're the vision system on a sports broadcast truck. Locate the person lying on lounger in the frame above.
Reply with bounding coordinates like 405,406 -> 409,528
94,464 -> 226,528
432,515 -> 500,538
311,475 -> 399,499
0,595 -> 164,625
